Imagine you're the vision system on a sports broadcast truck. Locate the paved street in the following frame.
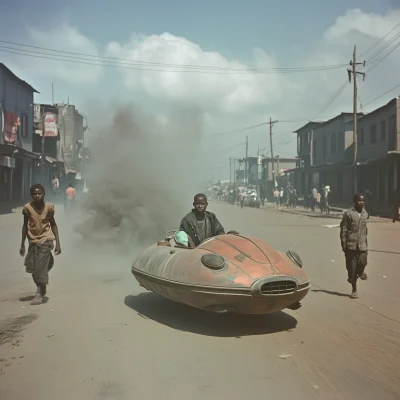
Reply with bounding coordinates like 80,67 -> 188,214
0,203 -> 399,400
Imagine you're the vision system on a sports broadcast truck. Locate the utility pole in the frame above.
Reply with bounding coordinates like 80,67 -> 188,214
256,146 -> 260,192
233,157 -> 236,193
347,46 -> 365,194
229,157 -> 232,183
268,118 -> 278,188
41,109 -> 46,185
245,136 -> 248,186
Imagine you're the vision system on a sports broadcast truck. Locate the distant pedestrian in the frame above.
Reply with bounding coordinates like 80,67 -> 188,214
274,188 -> 280,207
19,184 -> 61,305
365,188 -> 372,218
393,188 -> 400,223
51,175 -> 59,200
311,187 -> 317,211
340,194 -> 368,299
65,183 -> 77,215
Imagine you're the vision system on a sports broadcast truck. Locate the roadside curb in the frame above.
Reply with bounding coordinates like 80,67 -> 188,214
278,208 -> 389,223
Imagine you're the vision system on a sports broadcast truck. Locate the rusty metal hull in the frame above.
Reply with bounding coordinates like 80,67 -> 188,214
131,234 -> 310,315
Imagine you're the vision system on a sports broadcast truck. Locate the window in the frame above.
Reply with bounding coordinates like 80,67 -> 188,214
338,132 -> 344,151
20,113 -> 28,138
380,120 -> 386,142
359,128 -> 365,146
370,124 -> 377,144
389,115 -> 396,150
313,140 -> 317,159
331,133 -> 336,153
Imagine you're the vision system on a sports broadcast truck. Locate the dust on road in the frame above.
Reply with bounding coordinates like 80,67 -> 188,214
0,203 -> 399,400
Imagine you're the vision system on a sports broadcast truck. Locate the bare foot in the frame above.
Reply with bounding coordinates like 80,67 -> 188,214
350,291 -> 359,299
30,294 -> 43,305
359,273 -> 368,280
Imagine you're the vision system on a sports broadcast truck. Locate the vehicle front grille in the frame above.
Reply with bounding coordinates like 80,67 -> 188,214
297,281 -> 310,291
260,280 -> 297,295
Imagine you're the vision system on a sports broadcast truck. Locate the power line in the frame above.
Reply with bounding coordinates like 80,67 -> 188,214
360,22 -> 400,57
363,82 -> 400,108
0,40 -> 348,75
310,80 -> 349,121
367,31 -> 400,64
204,122 -> 268,137
366,40 -> 400,74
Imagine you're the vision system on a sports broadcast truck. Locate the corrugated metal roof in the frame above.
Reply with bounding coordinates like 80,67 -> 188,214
0,63 -> 39,93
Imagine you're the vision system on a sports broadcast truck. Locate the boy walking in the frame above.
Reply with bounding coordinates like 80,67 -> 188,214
19,184 -> 61,305
340,194 -> 368,299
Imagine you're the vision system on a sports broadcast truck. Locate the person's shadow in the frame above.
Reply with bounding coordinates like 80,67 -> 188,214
19,295 -> 49,304
124,292 -> 297,338
312,289 -> 350,298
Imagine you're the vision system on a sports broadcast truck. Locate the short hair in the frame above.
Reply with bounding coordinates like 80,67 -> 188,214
68,183 -> 73,187
354,193 -> 365,201
194,193 -> 207,202
30,183 -> 45,193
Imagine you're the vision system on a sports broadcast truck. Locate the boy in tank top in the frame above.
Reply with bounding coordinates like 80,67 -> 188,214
20,184 -> 61,305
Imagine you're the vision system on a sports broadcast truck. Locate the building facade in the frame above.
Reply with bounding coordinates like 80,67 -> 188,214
293,100 -> 400,212
0,63 -> 39,205
356,97 -> 400,207
294,113 -> 362,203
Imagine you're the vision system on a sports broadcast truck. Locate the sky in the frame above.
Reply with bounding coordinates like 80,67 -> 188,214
1,0 -> 400,180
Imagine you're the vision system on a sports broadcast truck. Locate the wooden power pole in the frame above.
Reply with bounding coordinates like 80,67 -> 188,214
348,46 -> 365,194
268,118 -> 278,188
229,157 -> 232,183
245,136 -> 248,185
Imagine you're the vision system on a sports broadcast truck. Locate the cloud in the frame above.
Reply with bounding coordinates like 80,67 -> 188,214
3,7 -> 400,162
105,33 -> 287,114
25,23 -> 103,84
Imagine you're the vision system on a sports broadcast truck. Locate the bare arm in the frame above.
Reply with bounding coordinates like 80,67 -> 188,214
50,216 -> 61,254
214,217 -> 225,235
339,212 -> 349,251
20,214 -> 28,256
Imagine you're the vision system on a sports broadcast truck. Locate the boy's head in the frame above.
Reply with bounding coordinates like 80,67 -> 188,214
353,193 -> 365,212
193,193 -> 208,214
68,183 -> 73,188
30,184 -> 45,204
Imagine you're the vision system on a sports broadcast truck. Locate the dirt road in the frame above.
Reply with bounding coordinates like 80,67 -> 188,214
0,203 -> 399,400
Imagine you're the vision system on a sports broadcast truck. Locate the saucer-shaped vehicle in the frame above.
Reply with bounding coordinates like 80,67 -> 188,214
131,232 -> 310,314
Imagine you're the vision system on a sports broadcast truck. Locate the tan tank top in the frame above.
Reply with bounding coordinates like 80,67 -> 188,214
22,202 -> 55,244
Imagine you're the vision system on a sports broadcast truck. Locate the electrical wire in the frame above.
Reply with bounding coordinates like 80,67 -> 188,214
360,22 -> 400,57
0,40 -> 348,74
363,82 -> 400,108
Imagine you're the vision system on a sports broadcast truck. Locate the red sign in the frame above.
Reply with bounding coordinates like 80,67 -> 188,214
4,111 -> 20,143
44,112 -> 58,137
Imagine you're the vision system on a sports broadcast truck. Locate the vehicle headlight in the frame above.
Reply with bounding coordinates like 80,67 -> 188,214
286,250 -> 303,268
201,254 -> 226,270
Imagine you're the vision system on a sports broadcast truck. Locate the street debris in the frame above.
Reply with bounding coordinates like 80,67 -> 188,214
278,354 -> 292,359
47,334 -> 55,337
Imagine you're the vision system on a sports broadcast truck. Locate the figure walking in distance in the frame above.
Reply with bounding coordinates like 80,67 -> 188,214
19,184 -> 61,305
340,194 -> 368,299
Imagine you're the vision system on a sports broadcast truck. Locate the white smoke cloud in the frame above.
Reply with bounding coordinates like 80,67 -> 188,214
73,102 -> 206,253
